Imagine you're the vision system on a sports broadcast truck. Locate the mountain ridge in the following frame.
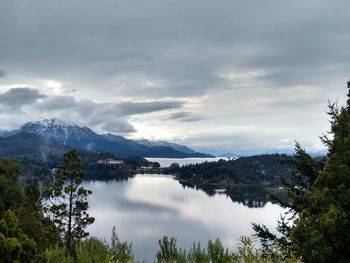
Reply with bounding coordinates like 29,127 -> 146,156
0,118 -> 213,158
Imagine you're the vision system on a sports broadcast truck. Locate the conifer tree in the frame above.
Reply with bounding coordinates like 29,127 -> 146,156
290,80 -> 350,262
47,149 -> 94,260
252,143 -> 324,255
254,81 -> 350,262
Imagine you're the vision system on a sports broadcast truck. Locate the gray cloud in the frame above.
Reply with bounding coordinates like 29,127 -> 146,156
0,1 -> 349,152
33,93 -> 184,116
0,70 -> 5,78
1,0 -> 349,99
117,101 -> 184,116
0,88 -> 189,134
165,111 -> 203,122
99,119 -> 137,133
36,95 -> 77,111
0,88 -> 45,110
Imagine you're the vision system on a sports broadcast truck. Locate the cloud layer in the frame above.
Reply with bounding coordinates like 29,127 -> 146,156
0,87 -> 188,134
1,0 -> 349,153
0,88 -> 45,110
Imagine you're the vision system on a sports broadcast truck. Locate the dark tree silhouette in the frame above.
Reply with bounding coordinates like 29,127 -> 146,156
47,149 -> 94,260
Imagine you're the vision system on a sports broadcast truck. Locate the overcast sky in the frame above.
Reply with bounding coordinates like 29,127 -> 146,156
0,0 -> 349,155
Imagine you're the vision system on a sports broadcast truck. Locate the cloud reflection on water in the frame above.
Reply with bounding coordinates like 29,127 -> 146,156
84,175 -> 285,261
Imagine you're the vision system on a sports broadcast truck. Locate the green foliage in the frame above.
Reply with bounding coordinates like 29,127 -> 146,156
46,240 -> 109,263
45,230 -> 133,263
156,237 -> 186,262
17,185 -> 61,257
85,163 -> 133,181
76,238 -> 109,263
254,81 -> 350,262
236,236 -> 301,263
46,149 -> 95,259
107,226 -> 134,263
186,243 -> 209,262
0,210 -> 37,263
290,81 -> 350,262
123,156 -> 152,169
207,239 -> 234,262
45,245 -> 73,263
0,158 -> 23,215
253,143 -> 324,256
17,157 -> 52,186
165,154 -> 295,207
154,236 -> 300,263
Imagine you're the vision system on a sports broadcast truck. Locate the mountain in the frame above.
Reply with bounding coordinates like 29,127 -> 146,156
0,129 -> 19,137
1,119 -> 213,158
135,139 -> 197,154
0,131 -> 68,161
103,133 -> 213,158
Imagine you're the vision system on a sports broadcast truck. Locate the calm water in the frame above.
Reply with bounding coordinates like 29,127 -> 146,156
146,157 -> 230,167
84,174 -> 285,261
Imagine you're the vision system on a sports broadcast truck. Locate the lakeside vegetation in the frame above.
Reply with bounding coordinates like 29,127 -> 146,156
0,152 -> 299,262
165,154 -> 297,207
15,152 -> 158,186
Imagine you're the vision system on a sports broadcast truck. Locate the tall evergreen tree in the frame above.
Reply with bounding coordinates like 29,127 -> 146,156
290,80 -> 350,262
18,185 -> 61,257
252,143 -> 324,255
254,81 -> 350,262
47,149 -> 94,260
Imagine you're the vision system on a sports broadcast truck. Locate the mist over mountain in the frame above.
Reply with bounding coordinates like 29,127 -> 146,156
0,131 -> 68,161
134,139 -> 197,154
0,118 -> 213,158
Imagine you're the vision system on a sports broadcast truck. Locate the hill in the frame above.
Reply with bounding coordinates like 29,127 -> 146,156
0,131 -> 154,183
165,154 -> 296,207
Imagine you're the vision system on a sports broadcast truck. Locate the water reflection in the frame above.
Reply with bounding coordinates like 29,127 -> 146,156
179,180 -> 269,208
84,175 -> 285,262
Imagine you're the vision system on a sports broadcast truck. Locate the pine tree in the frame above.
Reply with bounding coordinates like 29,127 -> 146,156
290,80 -> 350,262
47,149 -> 95,260
252,143 -> 324,255
254,81 -> 350,262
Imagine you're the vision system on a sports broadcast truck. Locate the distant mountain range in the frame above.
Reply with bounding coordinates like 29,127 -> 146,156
0,118 -> 213,158
134,139 -> 197,154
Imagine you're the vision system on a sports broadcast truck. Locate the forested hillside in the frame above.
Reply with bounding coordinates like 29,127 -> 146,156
165,154 -> 297,206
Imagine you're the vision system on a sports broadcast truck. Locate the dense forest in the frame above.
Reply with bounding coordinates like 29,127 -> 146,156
15,152 -> 157,186
165,154 -> 297,207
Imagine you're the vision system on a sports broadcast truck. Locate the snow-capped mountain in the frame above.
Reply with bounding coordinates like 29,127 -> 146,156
19,118 -> 99,146
0,118 -> 213,158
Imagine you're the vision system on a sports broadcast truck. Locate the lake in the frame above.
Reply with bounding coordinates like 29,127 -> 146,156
85,173 -> 285,261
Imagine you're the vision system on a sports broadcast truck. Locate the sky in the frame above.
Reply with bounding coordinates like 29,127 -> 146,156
0,0 -> 349,155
